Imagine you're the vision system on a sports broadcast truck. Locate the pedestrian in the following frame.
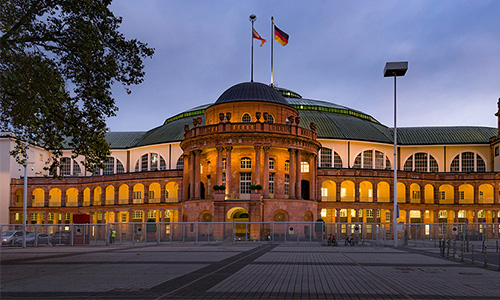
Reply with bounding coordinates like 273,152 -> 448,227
110,228 -> 116,244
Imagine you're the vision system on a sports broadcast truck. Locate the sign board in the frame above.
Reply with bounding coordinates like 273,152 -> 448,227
465,218 -> 469,225
482,218 -> 487,223
354,226 -> 360,232
288,226 -> 295,235
452,226 -> 458,234
137,227 -> 143,234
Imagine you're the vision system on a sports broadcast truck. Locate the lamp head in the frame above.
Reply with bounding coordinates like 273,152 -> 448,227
384,62 -> 408,77
249,14 -> 257,22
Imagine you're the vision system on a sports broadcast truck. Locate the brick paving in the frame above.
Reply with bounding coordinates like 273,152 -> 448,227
2,243 -> 500,299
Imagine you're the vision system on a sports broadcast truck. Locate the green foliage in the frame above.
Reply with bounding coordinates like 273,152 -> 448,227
0,0 -> 154,176
249,184 -> 256,190
213,185 -> 220,191
255,184 -> 262,190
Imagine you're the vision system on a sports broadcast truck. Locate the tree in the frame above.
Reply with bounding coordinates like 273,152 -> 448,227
0,0 -> 154,175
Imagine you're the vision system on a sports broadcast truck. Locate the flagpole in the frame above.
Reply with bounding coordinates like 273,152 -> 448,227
271,16 -> 274,86
249,15 -> 256,82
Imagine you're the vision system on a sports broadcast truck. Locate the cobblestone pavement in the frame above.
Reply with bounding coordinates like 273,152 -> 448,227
2,243 -> 500,299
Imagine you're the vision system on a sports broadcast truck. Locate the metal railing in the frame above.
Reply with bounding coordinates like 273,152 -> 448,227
1,222 -> 498,247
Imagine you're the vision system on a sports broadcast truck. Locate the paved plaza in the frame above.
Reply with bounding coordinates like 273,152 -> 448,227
2,242 -> 500,299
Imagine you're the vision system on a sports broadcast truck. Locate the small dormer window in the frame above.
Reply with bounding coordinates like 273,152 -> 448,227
242,113 -> 251,123
267,115 -> 274,124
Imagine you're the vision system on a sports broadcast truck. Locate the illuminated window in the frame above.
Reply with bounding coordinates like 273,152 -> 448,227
354,150 -> 390,169
269,158 -> 275,170
285,174 -> 290,195
241,157 -> 251,169
459,191 -> 465,200
366,210 -> 374,218
149,190 -> 155,200
240,172 -> 252,194
242,113 -> 251,123
121,213 -> 127,222
439,211 -> 447,218
269,173 -> 275,194
284,160 -> 290,172
301,162 -> 309,173
267,115 -> 274,123
132,211 -> 143,219
60,157 -> 71,176
439,191 -> 446,200
147,210 -> 157,219
340,209 -> 347,217
412,191 -> 421,199
133,191 -> 142,200
458,210 -> 466,218
222,158 -> 226,170
321,188 -> 328,197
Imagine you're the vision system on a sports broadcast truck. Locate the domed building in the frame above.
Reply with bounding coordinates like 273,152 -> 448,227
2,81 -> 500,240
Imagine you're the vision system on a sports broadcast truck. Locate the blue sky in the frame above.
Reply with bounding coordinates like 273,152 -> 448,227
107,0 -> 500,132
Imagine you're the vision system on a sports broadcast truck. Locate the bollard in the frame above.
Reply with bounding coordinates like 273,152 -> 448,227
484,245 -> 487,267
471,245 -> 475,264
460,241 -> 464,262
446,239 -> 450,259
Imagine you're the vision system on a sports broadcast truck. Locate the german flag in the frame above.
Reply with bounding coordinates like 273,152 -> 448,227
274,25 -> 289,46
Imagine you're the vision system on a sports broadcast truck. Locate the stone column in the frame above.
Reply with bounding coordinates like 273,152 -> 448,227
495,185 -> 499,204
263,146 -> 270,198
182,153 -> 189,201
194,150 -> 201,199
114,186 -> 118,205
454,210 -> 459,223
354,181 -> 360,202
225,146 -> 232,198
372,182 -> 378,203
310,154 -> 317,201
144,184 -> 149,204
254,146 -> 261,185
189,151 -> 195,200
434,186 -> 440,204
160,184 -> 165,203
419,186 -> 424,204
454,185 -> 459,204
61,189 -> 67,207
405,185 -> 410,204
128,186 -> 133,205
473,185 -> 479,204
44,189 -> 49,207
336,182 -> 341,202
289,149 -> 296,199
217,147 -> 224,185
296,150 -> 302,199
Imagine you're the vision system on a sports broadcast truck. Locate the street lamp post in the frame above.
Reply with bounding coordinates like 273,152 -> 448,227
384,61 -> 408,247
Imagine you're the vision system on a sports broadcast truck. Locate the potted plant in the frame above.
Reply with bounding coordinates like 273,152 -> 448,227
255,184 -> 262,191
250,184 -> 256,192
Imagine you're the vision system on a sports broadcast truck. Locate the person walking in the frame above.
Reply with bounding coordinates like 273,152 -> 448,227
110,228 -> 116,244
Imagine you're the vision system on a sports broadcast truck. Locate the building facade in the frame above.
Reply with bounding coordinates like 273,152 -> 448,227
2,81 -> 500,238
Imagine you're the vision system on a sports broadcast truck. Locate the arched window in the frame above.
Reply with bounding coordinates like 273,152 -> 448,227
176,156 -> 184,170
241,157 -> 251,169
222,158 -> 226,170
241,113 -> 251,123
267,115 -> 274,124
137,153 -> 167,172
103,157 -> 115,175
60,157 -> 71,176
116,160 -> 125,173
320,148 -> 332,167
450,152 -> 486,172
353,150 -> 391,169
404,152 -> 439,172
60,157 -> 81,176
333,152 -> 343,168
